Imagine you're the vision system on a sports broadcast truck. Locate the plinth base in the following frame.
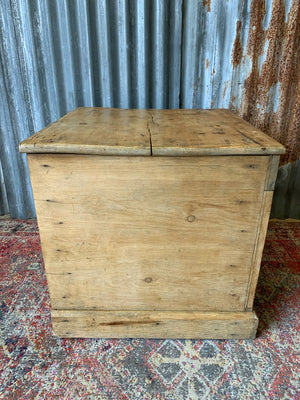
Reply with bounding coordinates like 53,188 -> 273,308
52,310 -> 258,339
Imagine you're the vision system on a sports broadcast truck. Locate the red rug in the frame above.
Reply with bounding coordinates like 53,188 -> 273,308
0,219 -> 299,399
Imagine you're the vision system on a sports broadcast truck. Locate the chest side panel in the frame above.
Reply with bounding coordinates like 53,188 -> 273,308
28,154 -> 269,312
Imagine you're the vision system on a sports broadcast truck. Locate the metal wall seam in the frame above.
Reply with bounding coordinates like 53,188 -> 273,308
90,0 -> 113,107
72,0 -> 94,107
30,0 -> 60,125
181,0 -> 201,108
114,0 -> 131,108
52,0 -> 76,113
168,0 -> 183,109
132,0 -> 149,108
151,1 -> 167,109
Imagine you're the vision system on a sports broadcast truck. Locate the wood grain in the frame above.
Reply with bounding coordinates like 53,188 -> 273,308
28,154 -> 269,313
20,108 -> 285,156
148,109 -> 285,156
264,155 -> 280,190
245,190 -> 274,310
20,108 -> 151,156
52,310 -> 258,339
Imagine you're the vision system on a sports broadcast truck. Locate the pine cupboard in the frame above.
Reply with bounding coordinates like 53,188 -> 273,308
20,108 -> 285,339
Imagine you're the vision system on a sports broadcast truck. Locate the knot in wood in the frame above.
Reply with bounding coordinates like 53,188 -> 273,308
187,215 -> 196,222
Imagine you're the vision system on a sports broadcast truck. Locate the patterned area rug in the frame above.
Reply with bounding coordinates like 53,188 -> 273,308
0,218 -> 299,399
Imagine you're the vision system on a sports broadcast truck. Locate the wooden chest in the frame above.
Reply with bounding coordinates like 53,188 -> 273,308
20,108 -> 285,339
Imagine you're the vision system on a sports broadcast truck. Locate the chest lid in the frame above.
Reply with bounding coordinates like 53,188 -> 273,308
19,107 -> 285,156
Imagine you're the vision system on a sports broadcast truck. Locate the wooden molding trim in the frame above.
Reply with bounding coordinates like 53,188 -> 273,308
52,310 -> 258,339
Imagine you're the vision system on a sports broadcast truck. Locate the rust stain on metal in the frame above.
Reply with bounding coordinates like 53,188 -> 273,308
206,58 -> 209,69
242,0 -> 267,123
203,0 -> 211,12
275,0 -> 300,163
231,0 -> 300,164
232,21 -> 243,68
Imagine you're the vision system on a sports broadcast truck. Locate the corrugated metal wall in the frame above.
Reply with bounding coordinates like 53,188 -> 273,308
0,0 -> 299,218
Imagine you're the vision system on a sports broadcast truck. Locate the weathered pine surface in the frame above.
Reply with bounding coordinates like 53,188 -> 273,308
20,108 -> 285,156
22,108 -> 285,338
20,108 -> 151,156
28,154 -> 268,312
52,310 -> 258,339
